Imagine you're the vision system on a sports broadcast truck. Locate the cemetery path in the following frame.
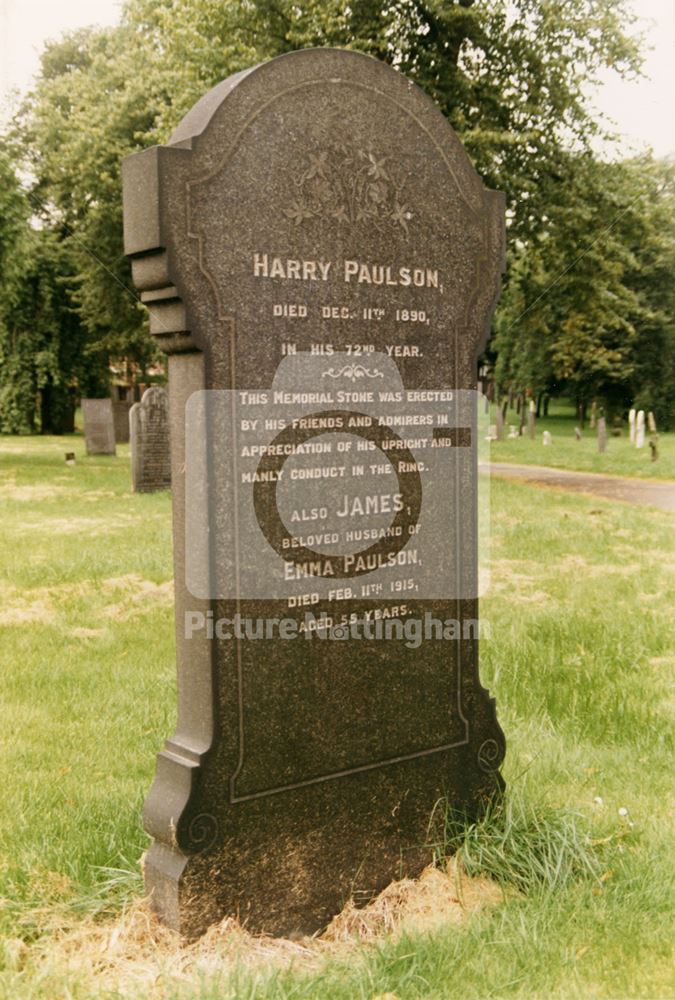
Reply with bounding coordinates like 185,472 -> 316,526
487,462 -> 675,512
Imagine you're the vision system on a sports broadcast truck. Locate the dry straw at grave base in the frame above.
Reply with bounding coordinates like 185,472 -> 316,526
22,863 -> 501,995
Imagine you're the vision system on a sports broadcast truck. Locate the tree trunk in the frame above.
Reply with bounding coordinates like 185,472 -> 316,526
576,397 -> 585,430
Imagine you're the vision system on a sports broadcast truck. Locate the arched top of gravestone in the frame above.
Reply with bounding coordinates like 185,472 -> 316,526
123,47 -> 504,382
140,385 -> 168,407
168,67 -> 256,146
166,49 -> 488,219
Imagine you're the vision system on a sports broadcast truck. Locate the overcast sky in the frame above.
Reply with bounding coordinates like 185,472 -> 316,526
1,0 -> 673,156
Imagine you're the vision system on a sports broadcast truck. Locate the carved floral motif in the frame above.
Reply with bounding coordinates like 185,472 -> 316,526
284,138 -> 413,233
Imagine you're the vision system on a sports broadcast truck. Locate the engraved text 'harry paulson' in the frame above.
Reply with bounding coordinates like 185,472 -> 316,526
253,253 -> 440,288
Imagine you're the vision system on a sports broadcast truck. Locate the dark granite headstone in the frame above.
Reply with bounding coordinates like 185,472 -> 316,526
82,398 -> 116,455
130,386 -> 171,493
123,48 -> 505,938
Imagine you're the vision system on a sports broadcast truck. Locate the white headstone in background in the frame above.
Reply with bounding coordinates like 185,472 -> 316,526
528,399 -> 536,440
542,431 -> 552,446
597,417 -> 607,454
636,410 -> 645,449
628,408 -> 636,445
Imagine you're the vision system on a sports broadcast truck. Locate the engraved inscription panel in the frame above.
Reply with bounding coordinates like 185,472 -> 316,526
156,65 -> 502,799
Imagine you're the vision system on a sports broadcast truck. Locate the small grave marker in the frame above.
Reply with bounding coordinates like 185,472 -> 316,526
81,399 -> 116,456
636,410 -> 645,449
527,399 -> 535,440
129,386 -> 171,493
628,408 -> 636,444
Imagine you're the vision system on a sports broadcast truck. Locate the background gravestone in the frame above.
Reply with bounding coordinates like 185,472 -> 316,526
81,398 -> 116,455
111,385 -> 134,443
527,399 -> 536,440
130,386 -> 171,493
636,410 -> 645,448
628,407 -> 636,443
123,48 -> 505,938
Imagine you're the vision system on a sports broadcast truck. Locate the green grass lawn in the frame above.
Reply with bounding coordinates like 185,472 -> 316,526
0,435 -> 673,999
490,399 -> 675,479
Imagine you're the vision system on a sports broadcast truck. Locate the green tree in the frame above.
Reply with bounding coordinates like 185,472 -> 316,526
624,158 -> 675,428
19,231 -> 110,433
0,142 -> 107,433
15,0 -> 643,362
491,244 -> 556,406
493,153 -> 675,426
0,146 -> 35,433
14,0 -> 675,431
18,26 -> 163,374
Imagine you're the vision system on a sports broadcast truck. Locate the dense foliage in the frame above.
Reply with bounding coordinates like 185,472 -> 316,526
493,154 -> 675,424
1,0 -> 674,429
0,146 -> 108,432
